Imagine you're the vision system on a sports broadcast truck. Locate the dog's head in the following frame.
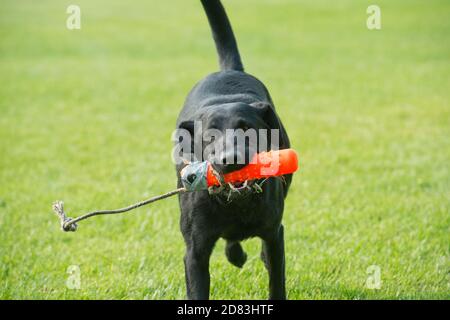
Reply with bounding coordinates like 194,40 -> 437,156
177,101 -> 281,199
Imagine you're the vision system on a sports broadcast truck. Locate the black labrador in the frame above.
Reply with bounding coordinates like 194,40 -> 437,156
174,0 -> 293,300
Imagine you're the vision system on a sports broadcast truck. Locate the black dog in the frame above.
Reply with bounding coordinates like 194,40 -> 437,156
175,0 -> 292,300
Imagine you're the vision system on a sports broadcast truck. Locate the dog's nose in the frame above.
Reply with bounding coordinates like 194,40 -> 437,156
213,151 -> 246,174
220,153 -> 240,165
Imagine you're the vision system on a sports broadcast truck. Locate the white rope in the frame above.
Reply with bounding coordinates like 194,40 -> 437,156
52,188 -> 186,232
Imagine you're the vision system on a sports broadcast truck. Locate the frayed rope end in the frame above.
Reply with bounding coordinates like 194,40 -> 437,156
52,201 -> 78,232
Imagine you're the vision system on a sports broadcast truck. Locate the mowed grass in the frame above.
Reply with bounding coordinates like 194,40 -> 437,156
0,0 -> 449,299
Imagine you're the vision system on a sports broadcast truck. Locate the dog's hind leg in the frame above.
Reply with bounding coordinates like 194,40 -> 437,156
261,224 -> 286,300
225,241 -> 247,268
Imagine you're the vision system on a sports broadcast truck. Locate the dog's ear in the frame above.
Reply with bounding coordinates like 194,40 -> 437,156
250,101 -> 281,129
178,120 -> 195,136
177,120 -> 196,162
250,101 -> 290,149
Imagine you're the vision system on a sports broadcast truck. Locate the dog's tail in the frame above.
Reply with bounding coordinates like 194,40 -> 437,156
201,0 -> 244,72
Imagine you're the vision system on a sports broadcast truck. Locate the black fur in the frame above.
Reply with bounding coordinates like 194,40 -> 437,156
174,0 -> 292,300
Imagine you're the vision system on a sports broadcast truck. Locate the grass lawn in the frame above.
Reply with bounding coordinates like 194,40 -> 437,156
0,0 -> 449,299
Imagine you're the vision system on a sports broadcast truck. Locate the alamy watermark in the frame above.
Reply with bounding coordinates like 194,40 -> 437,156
366,265 -> 381,289
66,5 -> 81,30
367,5 -> 381,30
171,121 -> 280,167
66,265 -> 81,289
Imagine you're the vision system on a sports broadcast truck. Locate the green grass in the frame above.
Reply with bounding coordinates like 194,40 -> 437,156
0,0 -> 449,299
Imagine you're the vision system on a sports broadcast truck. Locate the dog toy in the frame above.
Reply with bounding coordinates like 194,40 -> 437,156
180,148 -> 298,191
53,149 -> 299,232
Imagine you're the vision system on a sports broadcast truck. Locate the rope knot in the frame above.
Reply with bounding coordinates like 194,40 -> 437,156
52,201 -> 78,232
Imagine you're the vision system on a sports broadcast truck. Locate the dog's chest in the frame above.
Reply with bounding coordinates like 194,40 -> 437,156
216,200 -> 272,240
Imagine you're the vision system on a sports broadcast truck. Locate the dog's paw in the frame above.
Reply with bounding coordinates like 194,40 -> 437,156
225,241 -> 247,268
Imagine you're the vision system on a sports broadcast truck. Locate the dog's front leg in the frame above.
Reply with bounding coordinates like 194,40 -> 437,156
262,224 -> 286,300
184,235 -> 217,300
